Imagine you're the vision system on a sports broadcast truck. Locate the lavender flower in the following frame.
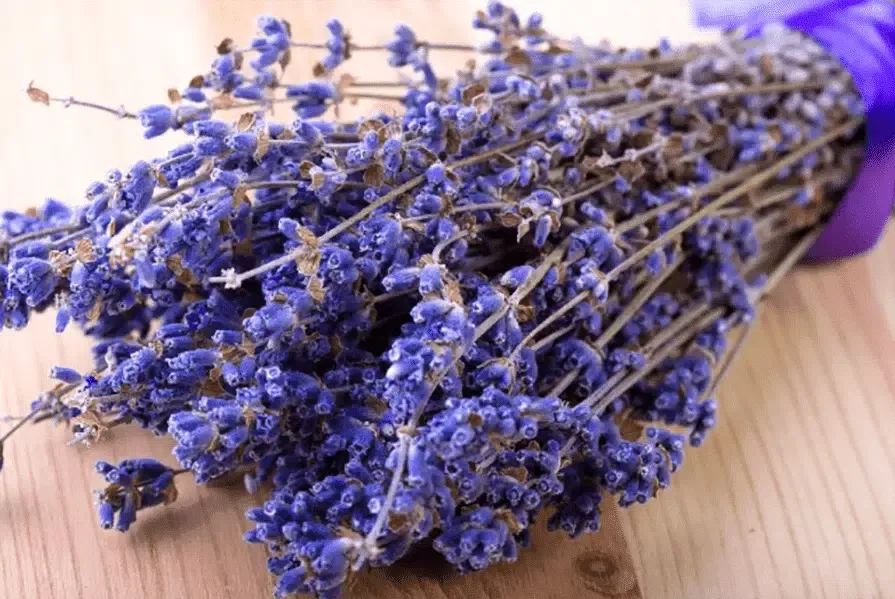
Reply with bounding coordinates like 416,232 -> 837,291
0,3 -> 867,598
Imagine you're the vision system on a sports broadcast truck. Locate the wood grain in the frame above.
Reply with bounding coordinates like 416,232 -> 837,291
0,2 -> 893,599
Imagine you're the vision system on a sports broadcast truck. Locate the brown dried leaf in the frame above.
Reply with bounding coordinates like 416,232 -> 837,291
74,239 -> 96,263
217,38 -> 235,55
233,236 -> 254,257
208,94 -> 235,110
236,112 -> 256,132
309,171 -> 326,190
759,54 -> 775,79
277,128 -> 296,141
152,167 -> 170,188
516,301 -> 534,323
26,82 -> 50,106
545,41 -> 570,55
499,211 -> 523,228
296,226 -> 318,247
254,129 -> 270,161
306,276 -> 325,302
357,119 -> 385,138
365,396 -> 388,415
231,185 -> 249,207
295,247 -> 322,276
617,160 -> 646,182
363,164 -> 385,187
233,52 -> 244,71
504,47 -> 532,67
444,123 -> 461,155
299,161 -> 316,178
503,467 -> 529,483
663,133 -> 684,158
461,82 -> 486,106
402,220 -> 426,233
516,218 -> 531,242
471,92 -> 493,116
167,88 -> 182,104
630,130 -> 655,149
278,48 -> 292,71
199,377 -> 225,397
87,299 -> 104,323
449,213 -> 472,231
619,418 -> 645,441
337,73 -> 357,92
312,62 -> 326,78
188,75 -> 205,89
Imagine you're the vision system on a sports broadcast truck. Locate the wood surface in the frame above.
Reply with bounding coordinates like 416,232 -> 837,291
0,2 -> 893,598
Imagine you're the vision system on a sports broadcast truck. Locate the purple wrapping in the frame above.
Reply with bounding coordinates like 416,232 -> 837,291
693,0 -> 895,260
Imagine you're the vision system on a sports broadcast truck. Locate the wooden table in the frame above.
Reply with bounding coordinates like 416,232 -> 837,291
1,2 -> 893,598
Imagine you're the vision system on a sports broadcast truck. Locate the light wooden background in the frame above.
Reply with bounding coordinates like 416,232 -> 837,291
1,2 -> 893,598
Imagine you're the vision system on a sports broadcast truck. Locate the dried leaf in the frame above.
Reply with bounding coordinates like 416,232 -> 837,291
233,236 -> 254,257
216,38 -> 235,55
199,377 -> 226,397
516,301 -> 534,323
24,207 -> 39,218
337,73 -> 356,91
471,92 -> 493,116
617,160 -> 646,183
296,247 -> 322,276
152,167 -> 170,188
444,123 -> 461,155
309,171 -> 326,190
278,48 -> 292,71
312,62 -> 326,78
499,211 -> 523,228
208,94 -> 235,110
504,47 -> 532,67
74,239 -> 96,263
545,41 -> 570,55
296,226 -> 318,247
516,218 -> 531,242
254,129 -> 270,161
236,112 -> 256,132
282,19 -> 293,39
503,467 -> 529,483
26,82 -> 49,105
233,52 -> 244,71
87,299 -> 104,323
759,54 -> 775,79
461,83 -> 486,106
631,130 -> 656,149
357,119 -> 384,138
188,75 -> 205,89
299,161 -> 316,178
306,276 -> 325,302
167,88 -> 182,104
663,133 -> 684,158
619,418 -> 645,441
232,185 -> 249,207
363,164 -> 385,187
276,128 -> 296,141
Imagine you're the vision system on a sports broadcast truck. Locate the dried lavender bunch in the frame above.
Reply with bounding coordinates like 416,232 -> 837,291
0,3 -> 865,598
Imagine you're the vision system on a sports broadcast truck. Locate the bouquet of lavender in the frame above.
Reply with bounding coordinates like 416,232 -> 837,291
0,3 -> 876,598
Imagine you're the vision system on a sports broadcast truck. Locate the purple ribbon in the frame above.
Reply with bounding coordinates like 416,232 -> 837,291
694,0 -> 895,260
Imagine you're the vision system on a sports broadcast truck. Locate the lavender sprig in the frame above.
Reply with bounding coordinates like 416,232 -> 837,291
0,3 -> 867,598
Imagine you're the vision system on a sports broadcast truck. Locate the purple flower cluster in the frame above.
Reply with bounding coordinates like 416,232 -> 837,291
0,3 -> 865,598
